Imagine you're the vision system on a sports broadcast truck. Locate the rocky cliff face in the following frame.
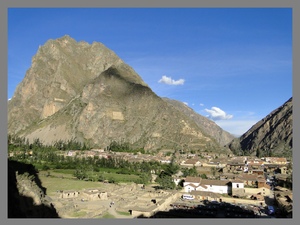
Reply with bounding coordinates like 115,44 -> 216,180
8,35 -> 232,152
228,97 -> 292,157
162,98 -> 234,146
8,160 -> 59,218
8,35 -> 147,134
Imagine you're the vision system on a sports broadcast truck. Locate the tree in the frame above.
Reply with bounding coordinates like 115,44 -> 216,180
155,171 -> 176,190
163,155 -> 179,176
200,173 -> 208,179
189,166 -> 198,176
98,173 -> 105,182
178,179 -> 185,187
42,164 -> 50,171
138,172 -> 151,185
256,149 -> 261,158
108,177 -> 115,183
33,138 -> 43,149
182,166 -> 198,177
210,167 -> 217,177
74,166 -> 88,180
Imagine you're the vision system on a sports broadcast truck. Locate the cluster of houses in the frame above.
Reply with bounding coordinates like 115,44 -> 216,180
181,155 -> 290,178
182,175 -> 270,199
178,155 -> 292,213
53,150 -> 292,218
64,149 -> 174,163
180,155 -> 289,171
64,150 -> 291,189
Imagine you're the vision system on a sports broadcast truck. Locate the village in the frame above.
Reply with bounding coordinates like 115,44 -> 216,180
44,149 -> 293,218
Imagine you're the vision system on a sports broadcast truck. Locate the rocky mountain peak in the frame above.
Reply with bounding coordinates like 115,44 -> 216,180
9,36 -> 148,131
8,36 -> 234,152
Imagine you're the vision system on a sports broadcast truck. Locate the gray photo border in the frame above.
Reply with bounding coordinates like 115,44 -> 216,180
1,1 -> 298,225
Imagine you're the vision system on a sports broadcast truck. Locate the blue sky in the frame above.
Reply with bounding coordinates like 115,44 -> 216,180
8,8 -> 292,136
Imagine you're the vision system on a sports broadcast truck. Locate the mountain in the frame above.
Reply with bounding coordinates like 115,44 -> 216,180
162,98 -> 234,146
228,97 -> 292,157
8,35 -> 232,152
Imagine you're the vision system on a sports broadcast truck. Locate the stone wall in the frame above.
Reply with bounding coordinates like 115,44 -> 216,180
131,192 -> 181,217
244,187 -> 270,196
82,191 -> 108,201
220,197 -> 265,207
59,191 -> 79,199
232,188 -> 245,197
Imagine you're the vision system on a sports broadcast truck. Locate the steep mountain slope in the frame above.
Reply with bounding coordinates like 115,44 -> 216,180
8,35 -> 147,134
162,98 -> 234,146
228,97 -> 292,157
8,35 -> 226,152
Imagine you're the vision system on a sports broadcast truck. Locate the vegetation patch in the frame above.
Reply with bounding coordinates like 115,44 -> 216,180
39,176 -> 103,195
116,210 -> 131,216
71,210 -> 87,218
101,212 -> 115,219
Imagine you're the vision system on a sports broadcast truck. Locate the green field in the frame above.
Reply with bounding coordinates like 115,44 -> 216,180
39,176 -> 104,196
96,172 -> 140,183
116,210 -> 131,216
41,168 -> 141,181
38,169 -> 141,196
43,169 -> 75,179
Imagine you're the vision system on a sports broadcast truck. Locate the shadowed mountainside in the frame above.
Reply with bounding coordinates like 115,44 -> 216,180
228,97 -> 292,157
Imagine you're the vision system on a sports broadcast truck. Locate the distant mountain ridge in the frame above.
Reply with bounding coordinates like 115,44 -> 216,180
8,35 -> 233,152
228,97 -> 292,157
162,98 -> 234,146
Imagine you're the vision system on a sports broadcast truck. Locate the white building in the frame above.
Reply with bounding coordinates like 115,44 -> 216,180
195,179 -> 231,194
183,176 -> 231,194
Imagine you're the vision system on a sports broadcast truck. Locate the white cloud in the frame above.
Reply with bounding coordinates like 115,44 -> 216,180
205,107 -> 233,121
200,103 -> 204,106
183,102 -> 188,106
158,75 -> 185,85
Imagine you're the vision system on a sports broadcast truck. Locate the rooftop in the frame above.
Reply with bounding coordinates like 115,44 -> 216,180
185,176 -> 202,183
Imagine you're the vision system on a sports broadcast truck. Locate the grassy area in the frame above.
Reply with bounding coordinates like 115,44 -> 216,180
52,169 -> 75,175
99,168 -> 121,173
40,168 -> 141,183
39,176 -> 103,196
70,210 -> 87,218
46,169 -> 76,179
97,172 -> 140,183
101,212 -> 116,219
39,169 -> 141,196
116,210 -> 131,216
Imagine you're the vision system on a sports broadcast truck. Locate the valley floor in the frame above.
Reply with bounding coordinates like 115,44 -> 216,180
40,174 -> 280,219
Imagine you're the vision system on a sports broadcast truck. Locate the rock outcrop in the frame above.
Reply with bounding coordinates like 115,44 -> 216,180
8,160 -> 59,218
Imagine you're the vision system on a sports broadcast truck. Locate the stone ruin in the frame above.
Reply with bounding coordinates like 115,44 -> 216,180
58,189 -> 108,201
81,189 -> 108,201
58,190 -> 80,199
